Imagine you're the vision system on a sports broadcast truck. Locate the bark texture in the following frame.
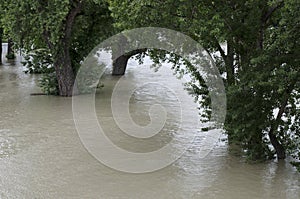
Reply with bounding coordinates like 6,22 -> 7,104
0,28 -> 2,64
7,38 -> 14,59
52,1 -> 82,96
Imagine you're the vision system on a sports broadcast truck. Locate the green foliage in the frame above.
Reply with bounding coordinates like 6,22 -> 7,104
39,71 -> 59,96
3,0 -> 69,49
22,49 -> 53,74
4,0 -> 114,95
291,162 -> 300,172
21,48 -> 59,95
70,0 -> 115,73
5,53 -> 15,59
108,0 -> 300,169
2,0 -> 299,170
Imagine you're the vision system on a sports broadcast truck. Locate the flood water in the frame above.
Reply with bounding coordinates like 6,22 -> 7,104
0,44 -> 299,198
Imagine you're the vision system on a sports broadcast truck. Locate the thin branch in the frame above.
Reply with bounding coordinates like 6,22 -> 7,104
42,29 -> 54,50
214,38 -> 227,61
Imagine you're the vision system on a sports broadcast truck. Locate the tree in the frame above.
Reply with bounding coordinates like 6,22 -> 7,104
108,0 -> 300,167
0,1 -> 4,64
0,1 -> 15,61
4,0 -> 114,96
6,38 -> 15,59
0,27 -> 2,64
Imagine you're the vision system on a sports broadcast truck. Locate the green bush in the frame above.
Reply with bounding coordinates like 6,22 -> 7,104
6,53 -> 15,59
22,49 -> 52,74
22,48 -> 59,95
38,71 -> 59,95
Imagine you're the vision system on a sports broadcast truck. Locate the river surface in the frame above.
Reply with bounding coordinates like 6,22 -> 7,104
0,44 -> 299,198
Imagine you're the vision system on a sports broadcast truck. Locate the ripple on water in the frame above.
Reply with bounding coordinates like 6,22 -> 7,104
0,128 -> 47,159
0,129 -> 18,157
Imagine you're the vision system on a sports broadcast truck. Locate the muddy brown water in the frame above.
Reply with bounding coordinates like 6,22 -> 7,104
0,44 -> 299,198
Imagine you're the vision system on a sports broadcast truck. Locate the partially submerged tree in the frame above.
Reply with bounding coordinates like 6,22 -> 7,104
0,1 -> 4,64
108,0 -> 300,168
6,38 -> 14,59
0,27 -> 2,64
5,0 -> 114,96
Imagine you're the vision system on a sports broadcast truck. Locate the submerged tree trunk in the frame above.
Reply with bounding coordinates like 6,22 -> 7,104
112,54 -> 130,75
51,1 -> 82,96
0,28 -> 2,64
7,38 -> 15,59
268,130 -> 286,159
268,76 -> 298,159
111,32 -> 148,75
218,38 -> 235,144
112,48 -> 147,76
54,47 -> 77,96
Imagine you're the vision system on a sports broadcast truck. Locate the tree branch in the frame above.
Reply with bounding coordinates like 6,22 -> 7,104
63,0 -> 83,46
268,73 -> 298,159
258,1 -> 284,49
275,74 -> 298,121
214,38 -> 226,61
262,1 -> 284,23
42,29 -> 54,50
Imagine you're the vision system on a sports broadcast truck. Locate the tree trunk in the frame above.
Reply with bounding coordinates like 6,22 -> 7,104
225,38 -> 235,86
112,48 -> 147,76
7,38 -> 15,59
0,28 -> 2,64
268,99 -> 287,159
54,46 -> 77,96
267,76 -> 298,159
268,130 -> 286,159
221,38 -> 235,143
51,1 -> 82,96
112,54 -> 130,75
